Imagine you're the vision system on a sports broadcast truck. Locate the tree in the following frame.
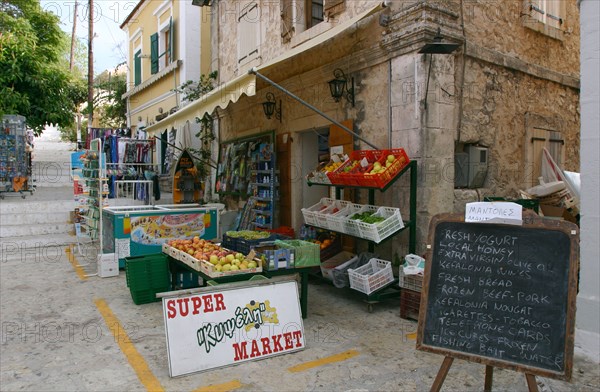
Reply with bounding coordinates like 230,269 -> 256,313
0,0 -> 87,135
92,67 -> 127,128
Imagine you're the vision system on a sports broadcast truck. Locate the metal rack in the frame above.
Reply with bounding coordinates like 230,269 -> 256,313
0,115 -> 34,199
307,160 -> 418,311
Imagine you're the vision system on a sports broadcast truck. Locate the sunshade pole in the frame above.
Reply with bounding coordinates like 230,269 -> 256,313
250,68 -> 381,150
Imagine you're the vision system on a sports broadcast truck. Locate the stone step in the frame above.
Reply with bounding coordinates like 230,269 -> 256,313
0,222 -> 73,238
0,211 -> 70,225
0,198 -> 77,214
0,234 -> 81,257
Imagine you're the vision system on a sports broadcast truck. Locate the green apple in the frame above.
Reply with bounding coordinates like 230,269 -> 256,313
219,256 -> 228,265
215,264 -> 223,271
235,253 -> 244,260
230,265 -> 239,271
221,264 -> 231,272
232,259 -> 241,266
226,254 -> 235,262
248,261 -> 257,269
209,255 -> 219,265
387,155 -> 395,163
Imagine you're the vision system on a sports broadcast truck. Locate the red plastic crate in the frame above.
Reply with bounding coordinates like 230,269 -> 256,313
327,150 -> 381,186
359,148 -> 410,189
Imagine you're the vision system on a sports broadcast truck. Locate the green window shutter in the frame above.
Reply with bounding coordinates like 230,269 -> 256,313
169,16 -> 174,64
150,33 -> 159,74
134,50 -> 141,85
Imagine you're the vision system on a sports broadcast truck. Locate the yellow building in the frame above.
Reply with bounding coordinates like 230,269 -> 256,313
120,0 -> 211,146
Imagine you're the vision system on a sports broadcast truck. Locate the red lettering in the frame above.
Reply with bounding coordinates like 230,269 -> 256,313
214,293 -> 226,311
284,332 -> 293,350
232,341 -> 248,361
202,295 -> 214,312
271,334 -> 283,352
191,297 -> 202,315
292,330 -> 303,347
250,340 -> 261,358
177,298 -> 190,317
166,300 -> 176,319
260,337 -> 272,355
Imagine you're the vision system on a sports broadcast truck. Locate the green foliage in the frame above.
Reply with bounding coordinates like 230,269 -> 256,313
93,69 -> 127,128
173,71 -> 219,179
0,0 -> 87,135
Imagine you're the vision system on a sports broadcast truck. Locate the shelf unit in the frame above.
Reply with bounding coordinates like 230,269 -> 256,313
306,160 -> 417,310
248,144 -> 277,230
0,115 -> 33,198
78,138 -> 107,248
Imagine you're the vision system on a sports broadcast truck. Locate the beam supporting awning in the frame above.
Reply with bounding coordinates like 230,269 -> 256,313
251,68 -> 380,150
144,1 -> 387,137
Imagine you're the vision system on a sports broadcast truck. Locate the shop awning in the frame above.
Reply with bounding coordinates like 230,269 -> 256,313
144,2 -> 386,135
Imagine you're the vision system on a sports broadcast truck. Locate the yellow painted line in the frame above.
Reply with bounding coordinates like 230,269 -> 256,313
65,246 -> 87,281
191,380 -> 243,392
406,332 -> 417,340
288,349 -> 360,373
94,298 -> 165,392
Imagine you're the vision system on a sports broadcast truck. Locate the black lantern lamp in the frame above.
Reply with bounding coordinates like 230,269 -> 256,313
418,28 -> 460,110
262,92 -> 282,122
328,68 -> 355,107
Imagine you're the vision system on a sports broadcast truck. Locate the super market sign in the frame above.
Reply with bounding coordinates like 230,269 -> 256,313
162,278 -> 305,377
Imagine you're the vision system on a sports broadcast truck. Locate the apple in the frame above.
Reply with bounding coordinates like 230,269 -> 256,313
230,265 -> 239,271
219,256 -> 228,265
187,249 -> 194,255
248,261 -> 257,269
209,255 -> 219,265
387,154 -> 395,163
232,259 -> 241,266
226,254 -> 235,262
215,264 -> 223,271
235,253 -> 244,260
221,264 -> 231,272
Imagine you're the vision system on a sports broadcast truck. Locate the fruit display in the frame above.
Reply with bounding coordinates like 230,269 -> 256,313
224,230 -> 270,240
367,155 -> 397,175
350,211 -> 385,224
165,237 -> 260,275
307,153 -> 348,184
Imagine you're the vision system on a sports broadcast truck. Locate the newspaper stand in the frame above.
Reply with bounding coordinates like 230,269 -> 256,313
0,115 -> 34,199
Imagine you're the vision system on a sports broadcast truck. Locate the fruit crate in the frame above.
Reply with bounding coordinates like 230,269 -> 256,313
327,150 -> 382,186
222,231 -> 274,255
254,245 -> 295,270
348,258 -> 394,295
301,197 -> 336,227
400,288 -> 421,321
315,199 -> 350,230
307,153 -> 348,185
320,251 -> 357,281
125,253 -> 170,305
399,269 -> 423,292
344,204 -> 379,237
324,202 -> 353,233
355,206 -> 404,243
358,148 -> 410,189
274,239 -> 320,268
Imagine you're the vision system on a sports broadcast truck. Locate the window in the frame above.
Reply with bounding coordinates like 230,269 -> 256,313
238,2 -> 259,64
307,0 -> 324,29
151,16 -> 174,74
280,0 -> 344,42
524,0 -> 565,37
525,127 -> 565,187
134,50 -> 142,86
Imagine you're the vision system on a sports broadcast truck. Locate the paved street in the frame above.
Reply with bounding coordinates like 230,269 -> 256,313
0,134 -> 598,391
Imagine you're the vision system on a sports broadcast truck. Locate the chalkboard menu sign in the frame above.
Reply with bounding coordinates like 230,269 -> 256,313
417,212 -> 579,381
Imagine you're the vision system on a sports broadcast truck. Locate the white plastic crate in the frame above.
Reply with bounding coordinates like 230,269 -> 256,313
399,269 -> 423,292
301,198 -> 335,227
326,202 -> 353,233
348,258 -> 394,295
355,207 -> 404,243
315,200 -> 350,230
345,204 -> 379,237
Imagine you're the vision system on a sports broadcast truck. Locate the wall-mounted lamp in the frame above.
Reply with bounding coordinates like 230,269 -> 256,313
158,107 -> 163,114
137,116 -> 143,122
191,0 -> 212,6
262,92 -> 282,122
418,28 -> 460,110
328,68 -> 354,107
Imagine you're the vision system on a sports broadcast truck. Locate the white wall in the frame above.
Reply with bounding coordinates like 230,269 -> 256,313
576,0 -> 600,363
179,2 -> 202,84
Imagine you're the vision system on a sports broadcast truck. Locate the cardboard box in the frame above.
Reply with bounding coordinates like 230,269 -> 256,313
539,204 -> 577,224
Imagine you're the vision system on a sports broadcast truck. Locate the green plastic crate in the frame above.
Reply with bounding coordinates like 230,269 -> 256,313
274,240 -> 320,268
125,253 -> 170,305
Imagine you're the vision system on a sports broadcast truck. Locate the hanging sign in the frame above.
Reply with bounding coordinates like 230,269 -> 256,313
162,277 -> 305,377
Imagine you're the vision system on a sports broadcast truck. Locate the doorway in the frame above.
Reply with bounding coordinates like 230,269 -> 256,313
300,128 -> 330,213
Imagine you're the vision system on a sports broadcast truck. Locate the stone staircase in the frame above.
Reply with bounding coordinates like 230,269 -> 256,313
0,129 -> 79,262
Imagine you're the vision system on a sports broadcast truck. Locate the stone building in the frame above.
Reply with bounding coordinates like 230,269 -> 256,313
143,0 -> 580,256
